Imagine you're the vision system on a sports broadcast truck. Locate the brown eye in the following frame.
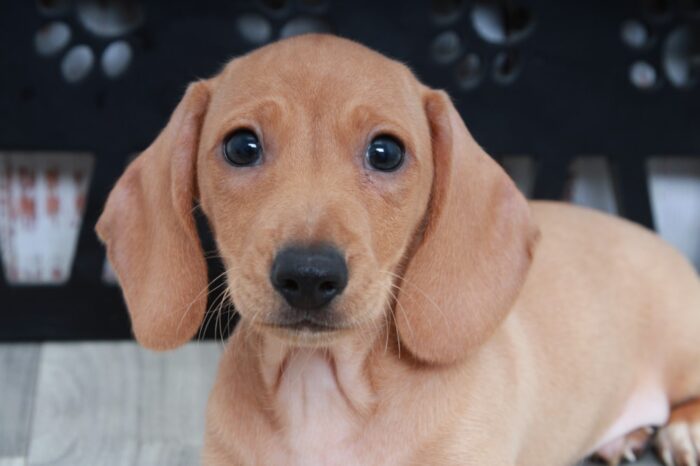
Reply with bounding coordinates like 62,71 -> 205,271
223,130 -> 262,166
366,135 -> 405,172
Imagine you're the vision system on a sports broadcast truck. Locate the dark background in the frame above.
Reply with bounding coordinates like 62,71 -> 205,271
0,0 -> 698,341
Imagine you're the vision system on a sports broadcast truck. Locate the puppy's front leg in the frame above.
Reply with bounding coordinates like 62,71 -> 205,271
593,427 -> 655,465
655,399 -> 700,466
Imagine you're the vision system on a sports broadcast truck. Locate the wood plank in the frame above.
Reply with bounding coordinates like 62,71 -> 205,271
0,344 -> 40,463
27,342 -> 221,466
135,341 -> 222,466
0,457 -> 26,466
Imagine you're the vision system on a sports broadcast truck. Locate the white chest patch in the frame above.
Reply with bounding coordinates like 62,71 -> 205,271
273,349 -> 361,466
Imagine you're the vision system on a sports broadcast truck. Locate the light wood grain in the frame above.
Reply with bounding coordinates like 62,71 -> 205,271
0,344 -> 40,464
0,457 -> 26,466
26,342 -> 221,466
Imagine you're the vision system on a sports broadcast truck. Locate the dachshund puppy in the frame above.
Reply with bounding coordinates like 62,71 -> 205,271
97,34 -> 700,466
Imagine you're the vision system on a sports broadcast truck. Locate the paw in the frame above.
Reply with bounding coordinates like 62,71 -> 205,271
593,427 -> 654,465
654,401 -> 700,466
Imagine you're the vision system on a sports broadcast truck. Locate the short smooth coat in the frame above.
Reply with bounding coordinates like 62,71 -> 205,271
97,35 -> 700,466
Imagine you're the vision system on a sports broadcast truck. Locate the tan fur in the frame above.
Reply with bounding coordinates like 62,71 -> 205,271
96,35 -> 700,465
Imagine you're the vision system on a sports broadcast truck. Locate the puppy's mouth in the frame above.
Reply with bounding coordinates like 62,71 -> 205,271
264,313 -> 347,333
268,319 -> 340,332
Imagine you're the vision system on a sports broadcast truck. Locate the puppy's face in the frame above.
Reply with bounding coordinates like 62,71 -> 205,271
195,38 -> 433,344
99,34 -> 534,361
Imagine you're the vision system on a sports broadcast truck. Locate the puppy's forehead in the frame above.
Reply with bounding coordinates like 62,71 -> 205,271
210,35 -> 424,118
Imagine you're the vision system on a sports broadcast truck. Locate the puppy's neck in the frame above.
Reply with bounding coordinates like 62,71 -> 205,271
255,330 -> 379,453
259,331 -> 378,414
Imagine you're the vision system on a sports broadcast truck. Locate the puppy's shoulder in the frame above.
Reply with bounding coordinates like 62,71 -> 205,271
528,200 -> 694,275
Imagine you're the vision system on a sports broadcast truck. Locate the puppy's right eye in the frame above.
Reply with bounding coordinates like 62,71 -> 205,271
223,130 -> 262,166
366,135 -> 405,172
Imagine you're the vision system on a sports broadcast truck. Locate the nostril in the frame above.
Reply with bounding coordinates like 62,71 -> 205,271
319,281 -> 338,294
282,279 -> 299,292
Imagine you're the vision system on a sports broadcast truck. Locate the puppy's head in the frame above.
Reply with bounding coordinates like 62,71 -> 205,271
97,35 -> 537,365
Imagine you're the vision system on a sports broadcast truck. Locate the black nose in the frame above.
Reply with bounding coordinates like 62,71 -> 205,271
270,246 -> 348,310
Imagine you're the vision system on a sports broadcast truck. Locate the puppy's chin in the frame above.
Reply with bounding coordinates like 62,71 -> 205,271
261,324 -> 352,347
249,306 -> 357,347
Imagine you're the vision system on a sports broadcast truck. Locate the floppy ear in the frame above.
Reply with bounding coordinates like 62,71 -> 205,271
96,81 -> 211,350
395,90 -> 539,365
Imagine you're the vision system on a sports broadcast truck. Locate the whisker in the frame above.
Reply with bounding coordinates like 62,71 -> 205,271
217,288 -> 233,347
176,267 -> 233,338
224,294 -> 240,344
213,288 -> 228,346
380,291 -> 393,356
383,269 -> 448,338
383,284 -> 406,359
198,277 -> 236,342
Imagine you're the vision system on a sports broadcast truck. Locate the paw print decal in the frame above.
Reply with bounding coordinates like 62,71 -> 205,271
621,0 -> 700,91
234,0 -> 333,46
429,0 -> 535,90
34,0 -> 143,83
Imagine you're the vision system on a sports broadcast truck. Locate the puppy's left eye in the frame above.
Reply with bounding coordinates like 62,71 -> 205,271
366,136 -> 405,172
223,130 -> 262,166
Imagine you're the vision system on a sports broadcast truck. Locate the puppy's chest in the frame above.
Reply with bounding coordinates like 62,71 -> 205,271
269,351 -> 363,466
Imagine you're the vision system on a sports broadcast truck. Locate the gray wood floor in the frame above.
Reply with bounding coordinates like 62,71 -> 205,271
0,342 -> 221,466
0,342 -> 662,466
